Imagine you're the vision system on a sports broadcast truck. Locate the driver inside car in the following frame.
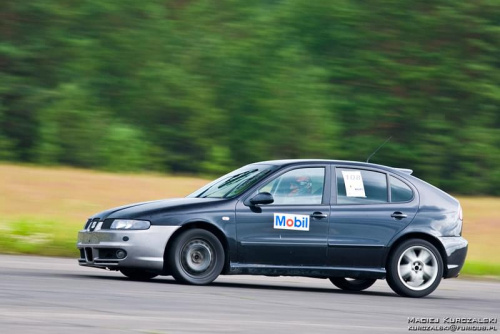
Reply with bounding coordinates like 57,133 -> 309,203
287,175 -> 312,197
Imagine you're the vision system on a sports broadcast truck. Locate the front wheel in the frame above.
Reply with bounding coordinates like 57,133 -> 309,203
386,239 -> 443,297
168,229 -> 225,285
329,277 -> 377,291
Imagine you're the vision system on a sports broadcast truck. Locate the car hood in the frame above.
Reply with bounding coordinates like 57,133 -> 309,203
90,197 -> 225,220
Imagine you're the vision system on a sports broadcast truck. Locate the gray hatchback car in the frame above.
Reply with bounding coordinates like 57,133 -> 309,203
78,160 -> 468,297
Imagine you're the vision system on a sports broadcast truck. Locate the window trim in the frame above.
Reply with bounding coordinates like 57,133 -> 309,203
336,167 -> 389,205
243,164 -> 331,206
333,166 -> 390,206
332,165 -> 417,206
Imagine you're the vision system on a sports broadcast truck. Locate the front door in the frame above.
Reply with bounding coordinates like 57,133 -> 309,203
236,166 -> 330,266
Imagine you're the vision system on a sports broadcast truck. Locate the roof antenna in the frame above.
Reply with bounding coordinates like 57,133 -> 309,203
366,136 -> 392,163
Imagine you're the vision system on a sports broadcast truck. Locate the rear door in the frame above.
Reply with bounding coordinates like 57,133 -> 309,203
236,165 -> 331,266
328,166 -> 419,269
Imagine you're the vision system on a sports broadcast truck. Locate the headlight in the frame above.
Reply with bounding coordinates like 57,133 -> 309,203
110,219 -> 151,230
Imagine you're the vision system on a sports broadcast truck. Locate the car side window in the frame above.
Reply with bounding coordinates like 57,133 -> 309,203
259,168 -> 325,205
390,176 -> 413,202
337,168 -> 388,204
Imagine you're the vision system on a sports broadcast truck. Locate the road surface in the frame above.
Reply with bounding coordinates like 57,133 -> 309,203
0,255 -> 498,333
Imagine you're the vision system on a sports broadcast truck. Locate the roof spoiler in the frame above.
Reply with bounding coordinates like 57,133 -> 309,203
395,168 -> 413,175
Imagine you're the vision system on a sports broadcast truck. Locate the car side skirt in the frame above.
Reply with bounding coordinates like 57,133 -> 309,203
228,263 -> 386,279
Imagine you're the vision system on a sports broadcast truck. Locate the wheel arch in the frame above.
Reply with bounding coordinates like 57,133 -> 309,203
386,232 -> 448,277
163,221 -> 230,275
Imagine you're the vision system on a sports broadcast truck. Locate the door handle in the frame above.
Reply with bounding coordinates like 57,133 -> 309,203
310,212 -> 328,220
391,211 -> 408,219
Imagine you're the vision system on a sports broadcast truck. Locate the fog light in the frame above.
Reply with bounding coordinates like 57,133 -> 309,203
116,250 -> 127,259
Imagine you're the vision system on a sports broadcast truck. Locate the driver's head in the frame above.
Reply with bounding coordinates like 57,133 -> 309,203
288,175 -> 312,196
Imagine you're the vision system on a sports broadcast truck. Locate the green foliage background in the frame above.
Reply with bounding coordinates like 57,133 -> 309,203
1,0 -> 499,194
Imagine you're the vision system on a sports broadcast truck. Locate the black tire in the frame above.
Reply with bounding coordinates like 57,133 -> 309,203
329,277 -> 377,291
168,228 -> 224,285
386,239 -> 443,298
120,268 -> 158,281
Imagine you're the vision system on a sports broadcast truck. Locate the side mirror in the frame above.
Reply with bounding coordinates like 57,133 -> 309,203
249,192 -> 274,206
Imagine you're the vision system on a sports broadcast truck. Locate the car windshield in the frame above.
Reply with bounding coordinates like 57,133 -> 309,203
188,164 -> 277,198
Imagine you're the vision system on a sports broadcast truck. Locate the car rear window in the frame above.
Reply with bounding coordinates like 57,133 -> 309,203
336,168 -> 388,204
390,176 -> 413,202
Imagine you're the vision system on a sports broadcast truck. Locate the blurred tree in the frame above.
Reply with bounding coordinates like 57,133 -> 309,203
98,123 -> 162,172
36,84 -> 107,167
0,0 -> 498,194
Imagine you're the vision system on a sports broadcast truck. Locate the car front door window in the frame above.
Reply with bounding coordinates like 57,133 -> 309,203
260,168 -> 325,205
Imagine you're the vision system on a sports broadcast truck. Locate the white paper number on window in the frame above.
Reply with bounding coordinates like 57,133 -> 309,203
342,170 -> 366,197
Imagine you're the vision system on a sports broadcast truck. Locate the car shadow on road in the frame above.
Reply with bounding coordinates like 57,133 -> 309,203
66,273 -> 443,299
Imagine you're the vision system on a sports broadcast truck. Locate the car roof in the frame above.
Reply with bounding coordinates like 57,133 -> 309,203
252,159 -> 412,175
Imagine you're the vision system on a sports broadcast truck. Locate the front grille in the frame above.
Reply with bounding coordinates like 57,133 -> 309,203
85,248 -> 93,261
101,218 -> 114,230
89,218 -> 100,231
84,218 -> 100,230
94,260 -> 119,264
84,219 -> 92,229
79,249 -> 85,259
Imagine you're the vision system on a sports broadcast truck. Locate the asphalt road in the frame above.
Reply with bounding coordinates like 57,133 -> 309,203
0,255 -> 498,334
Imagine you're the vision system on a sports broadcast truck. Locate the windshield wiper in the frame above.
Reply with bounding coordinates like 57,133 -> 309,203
223,170 -> 272,198
199,169 -> 258,198
217,170 -> 257,189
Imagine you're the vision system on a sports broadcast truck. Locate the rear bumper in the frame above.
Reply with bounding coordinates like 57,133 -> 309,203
77,226 -> 179,272
438,236 -> 468,278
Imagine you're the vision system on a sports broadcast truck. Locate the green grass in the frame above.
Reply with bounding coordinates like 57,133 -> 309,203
0,218 -> 79,257
461,261 -> 500,278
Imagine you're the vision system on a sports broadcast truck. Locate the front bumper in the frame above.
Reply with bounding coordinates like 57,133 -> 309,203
438,236 -> 468,278
77,226 -> 179,272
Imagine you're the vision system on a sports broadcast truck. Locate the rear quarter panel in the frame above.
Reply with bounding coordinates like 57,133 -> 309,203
395,175 -> 461,239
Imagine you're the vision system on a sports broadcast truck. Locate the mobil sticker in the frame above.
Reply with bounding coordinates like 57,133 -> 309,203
273,213 -> 309,231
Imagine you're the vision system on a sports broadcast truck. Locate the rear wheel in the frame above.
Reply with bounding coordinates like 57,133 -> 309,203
120,269 -> 158,281
168,229 -> 224,285
329,277 -> 377,291
386,239 -> 443,297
